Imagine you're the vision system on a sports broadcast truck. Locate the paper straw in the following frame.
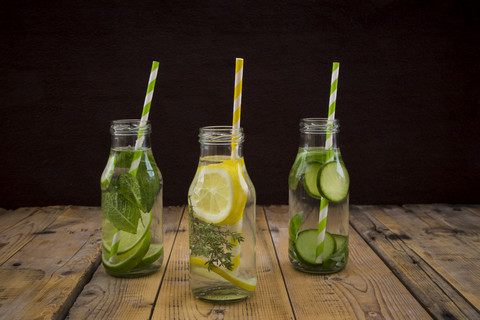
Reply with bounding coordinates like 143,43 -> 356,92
230,58 -> 244,265
231,58 -> 244,158
129,61 -> 160,176
109,61 -> 159,261
315,62 -> 339,263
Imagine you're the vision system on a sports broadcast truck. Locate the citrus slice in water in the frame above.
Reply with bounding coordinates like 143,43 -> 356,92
134,243 -> 163,269
103,231 -> 151,275
190,159 -> 247,225
102,210 -> 152,254
190,257 -> 256,291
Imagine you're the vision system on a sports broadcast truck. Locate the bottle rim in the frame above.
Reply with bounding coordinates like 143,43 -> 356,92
199,125 -> 244,144
110,119 -> 151,135
300,118 -> 339,133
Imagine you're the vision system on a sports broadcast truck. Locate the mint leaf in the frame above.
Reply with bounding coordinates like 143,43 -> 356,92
137,153 -> 160,212
117,172 -> 144,210
102,191 -> 141,233
289,211 -> 303,240
115,151 -> 134,168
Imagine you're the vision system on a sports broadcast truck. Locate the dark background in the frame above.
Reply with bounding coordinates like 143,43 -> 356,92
1,0 -> 479,208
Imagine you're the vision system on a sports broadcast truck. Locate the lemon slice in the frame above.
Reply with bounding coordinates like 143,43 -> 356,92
190,257 -> 256,291
190,159 -> 247,225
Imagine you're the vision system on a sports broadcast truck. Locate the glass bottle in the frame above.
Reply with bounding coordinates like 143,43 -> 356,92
100,119 -> 163,277
288,118 -> 350,274
188,126 -> 256,302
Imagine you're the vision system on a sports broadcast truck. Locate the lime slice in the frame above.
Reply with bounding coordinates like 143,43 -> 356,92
134,243 -> 163,269
103,231 -> 151,275
303,162 -> 323,199
102,210 -> 152,254
190,257 -> 256,291
317,161 -> 350,203
295,229 -> 335,265
190,159 -> 247,225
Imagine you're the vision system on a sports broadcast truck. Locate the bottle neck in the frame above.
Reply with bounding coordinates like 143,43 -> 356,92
299,118 -> 339,149
110,119 -> 152,149
300,132 -> 338,149
198,126 -> 244,159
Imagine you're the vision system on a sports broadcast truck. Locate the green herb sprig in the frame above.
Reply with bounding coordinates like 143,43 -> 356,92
189,208 -> 244,271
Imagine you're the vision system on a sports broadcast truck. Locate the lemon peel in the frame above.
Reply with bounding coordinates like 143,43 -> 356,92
190,257 -> 256,291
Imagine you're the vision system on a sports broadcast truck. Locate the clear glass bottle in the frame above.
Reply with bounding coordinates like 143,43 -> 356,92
188,126 -> 256,302
100,119 -> 163,277
288,118 -> 350,274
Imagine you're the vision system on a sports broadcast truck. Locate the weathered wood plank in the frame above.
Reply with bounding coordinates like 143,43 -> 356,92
357,204 -> 480,315
0,206 -> 69,266
0,208 -> 7,215
0,206 -> 102,320
66,206 -> 185,320
152,206 -> 294,320
265,205 -> 431,320
461,204 -> 480,218
0,207 -> 53,233
350,205 -> 479,320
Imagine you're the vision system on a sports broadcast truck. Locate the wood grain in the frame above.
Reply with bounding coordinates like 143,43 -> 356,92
67,205 -> 184,320
0,206 -> 102,320
350,205 -> 480,320
152,206 -> 295,320
0,206 -> 67,265
0,207 -> 41,233
265,205 -> 431,320
463,205 -> 480,218
354,204 -> 480,316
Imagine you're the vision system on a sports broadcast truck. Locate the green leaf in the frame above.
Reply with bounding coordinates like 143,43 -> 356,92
289,211 -> 303,240
117,172 -> 144,210
102,191 -> 141,233
137,153 -> 160,212
115,151 -> 134,168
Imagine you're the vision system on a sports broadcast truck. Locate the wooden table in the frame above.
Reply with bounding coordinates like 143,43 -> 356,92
0,204 -> 478,320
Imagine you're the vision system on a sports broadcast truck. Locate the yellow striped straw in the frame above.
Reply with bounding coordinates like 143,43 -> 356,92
232,58 -> 244,158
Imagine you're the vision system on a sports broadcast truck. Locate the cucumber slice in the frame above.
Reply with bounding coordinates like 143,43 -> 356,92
317,161 -> 349,202
295,229 -> 335,264
303,162 -> 323,199
332,234 -> 348,250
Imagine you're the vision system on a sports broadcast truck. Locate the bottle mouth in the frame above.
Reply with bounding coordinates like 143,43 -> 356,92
199,126 -> 244,144
300,118 -> 339,133
111,119 -> 151,135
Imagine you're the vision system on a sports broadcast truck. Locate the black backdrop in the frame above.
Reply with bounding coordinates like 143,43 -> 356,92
1,0 -> 479,208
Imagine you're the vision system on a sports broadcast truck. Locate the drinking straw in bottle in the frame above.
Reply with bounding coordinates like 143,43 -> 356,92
232,58 -> 244,158
316,62 -> 339,263
109,61 -> 159,260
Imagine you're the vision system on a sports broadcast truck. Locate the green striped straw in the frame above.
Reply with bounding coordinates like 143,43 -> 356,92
109,61 -> 159,261
315,62 -> 340,263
